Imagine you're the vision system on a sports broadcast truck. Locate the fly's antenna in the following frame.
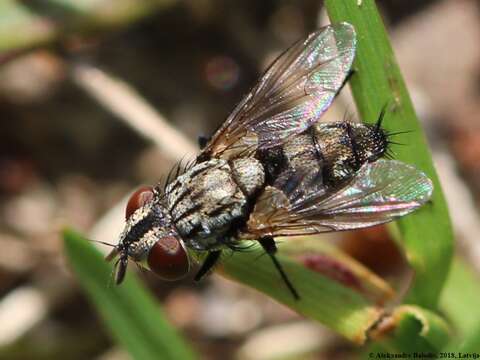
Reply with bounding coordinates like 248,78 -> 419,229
85,238 -> 120,286
86,238 -> 116,248
107,259 -> 120,288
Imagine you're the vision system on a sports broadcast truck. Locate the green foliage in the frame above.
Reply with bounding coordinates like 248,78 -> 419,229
0,0 -> 178,52
63,229 -> 197,360
441,259 -> 480,350
218,240 -> 386,344
61,0 -> 480,356
325,0 -> 453,310
373,306 -> 451,352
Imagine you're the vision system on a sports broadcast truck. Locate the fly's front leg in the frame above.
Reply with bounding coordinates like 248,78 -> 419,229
194,250 -> 222,281
258,236 -> 300,300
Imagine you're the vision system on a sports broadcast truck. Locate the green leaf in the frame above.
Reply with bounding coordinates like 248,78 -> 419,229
325,0 -> 454,310
391,306 -> 450,351
458,323 -> 480,352
63,229 -> 196,360
441,258 -> 480,350
62,1 -> 457,349
65,229 -> 389,346
0,0 -> 178,52
366,305 -> 450,354
279,238 -> 395,305
215,240 -> 385,344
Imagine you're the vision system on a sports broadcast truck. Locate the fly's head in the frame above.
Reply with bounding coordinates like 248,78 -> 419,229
106,186 -> 190,284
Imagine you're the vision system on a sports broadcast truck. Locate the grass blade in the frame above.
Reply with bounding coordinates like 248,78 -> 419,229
365,305 -> 450,355
216,241 -> 385,344
65,229 -> 388,344
0,0 -> 178,52
325,0 -> 454,309
63,228 -> 196,360
441,258 -> 480,350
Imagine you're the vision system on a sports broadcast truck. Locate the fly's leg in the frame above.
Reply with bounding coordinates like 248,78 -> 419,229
197,135 -> 210,150
194,250 -> 222,281
258,236 -> 300,300
338,68 -> 355,95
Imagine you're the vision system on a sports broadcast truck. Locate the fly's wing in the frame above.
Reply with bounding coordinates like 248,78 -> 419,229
201,22 -> 356,159
245,160 -> 433,238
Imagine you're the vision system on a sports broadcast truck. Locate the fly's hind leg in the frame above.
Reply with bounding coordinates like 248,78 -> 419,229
194,250 -> 222,281
258,236 -> 300,300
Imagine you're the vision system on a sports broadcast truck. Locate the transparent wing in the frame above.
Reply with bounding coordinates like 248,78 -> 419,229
245,160 -> 433,237
201,22 -> 356,159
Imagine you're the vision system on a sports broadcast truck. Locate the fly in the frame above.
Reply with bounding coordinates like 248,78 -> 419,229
106,22 -> 433,300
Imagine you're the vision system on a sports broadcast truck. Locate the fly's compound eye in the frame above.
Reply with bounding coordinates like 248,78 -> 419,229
147,236 -> 190,281
125,186 -> 154,220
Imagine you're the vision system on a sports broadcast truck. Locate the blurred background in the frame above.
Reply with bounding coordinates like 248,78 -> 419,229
0,0 -> 479,359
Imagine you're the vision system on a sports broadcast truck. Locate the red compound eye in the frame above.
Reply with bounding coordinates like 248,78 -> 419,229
147,236 -> 190,281
125,186 -> 154,220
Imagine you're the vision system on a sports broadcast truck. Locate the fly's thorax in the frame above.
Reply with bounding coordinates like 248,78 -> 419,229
230,158 -> 265,196
165,158 -> 264,250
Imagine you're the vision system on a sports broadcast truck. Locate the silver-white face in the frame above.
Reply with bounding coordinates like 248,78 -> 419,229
117,200 -> 155,261
121,197 -> 179,255
107,190 -> 183,283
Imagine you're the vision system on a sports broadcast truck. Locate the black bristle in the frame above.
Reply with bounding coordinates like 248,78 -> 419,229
375,102 -> 389,130
386,129 -> 413,137
387,140 -> 406,146
163,155 -> 196,193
